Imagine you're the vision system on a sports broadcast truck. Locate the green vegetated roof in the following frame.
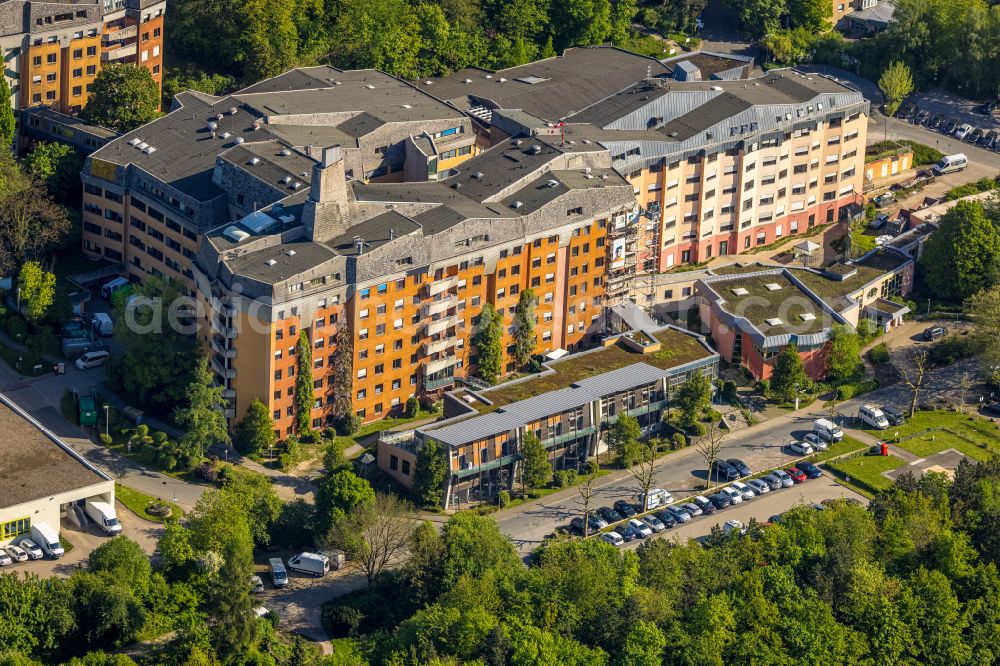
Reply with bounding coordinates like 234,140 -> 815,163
792,250 -> 908,311
711,272 -> 828,337
708,262 -> 775,275
476,328 -> 712,412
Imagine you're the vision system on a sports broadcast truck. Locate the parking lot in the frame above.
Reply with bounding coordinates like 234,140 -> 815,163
4,502 -> 161,578
895,95 -> 1000,153
623,476 -> 866,548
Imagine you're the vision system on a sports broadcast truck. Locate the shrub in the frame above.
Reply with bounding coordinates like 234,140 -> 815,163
585,459 -> 600,475
756,379 -> 770,396
836,384 -> 856,400
553,469 -> 578,488
928,335 -> 977,367
836,379 -> 879,401
322,426 -> 336,441
99,433 -> 113,446
326,606 -> 363,638
497,490 -> 511,508
61,389 -> 78,425
721,380 -> 738,403
335,413 -> 360,436
6,315 -> 27,339
688,422 -> 706,437
404,396 -> 419,418
195,460 -> 219,483
868,342 -> 890,366
671,433 -> 687,449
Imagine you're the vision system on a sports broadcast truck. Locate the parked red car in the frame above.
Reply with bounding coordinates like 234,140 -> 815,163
785,467 -> 807,484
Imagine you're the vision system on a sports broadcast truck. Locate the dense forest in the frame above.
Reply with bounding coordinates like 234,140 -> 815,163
319,458 -> 1000,665
165,0 -> 668,84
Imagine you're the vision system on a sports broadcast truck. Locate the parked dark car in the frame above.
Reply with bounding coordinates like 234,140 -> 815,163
726,459 -> 751,477
982,402 -> 1000,417
693,495 -> 718,515
613,524 -> 638,542
587,514 -> 608,531
613,500 -> 638,518
978,100 -> 998,115
797,461 -> 824,479
708,492 -> 732,510
570,517 -> 586,535
665,505 -> 692,523
941,119 -> 958,134
710,459 -> 740,482
654,509 -> 677,528
881,405 -> 905,426
923,325 -> 946,341
969,127 -> 985,144
927,115 -> 942,130
597,506 -> 624,524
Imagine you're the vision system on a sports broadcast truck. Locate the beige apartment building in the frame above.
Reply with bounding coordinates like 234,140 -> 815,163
78,51 -> 869,435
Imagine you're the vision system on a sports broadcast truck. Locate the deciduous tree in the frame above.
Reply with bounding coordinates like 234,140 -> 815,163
672,372 -> 712,426
895,348 -> 929,417
314,470 -> 376,537
233,398 -> 275,456
412,438 -> 449,507
605,413 -> 641,467
0,77 -> 14,149
329,493 -> 415,584
696,420 -> 727,489
827,324 -> 862,384
519,431 -> 552,495
0,153 -> 71,277
81,63 -> 160,133
770,344 -> 809,403
923,201 -> 1000,302
24,142 -> 83,204
879,61 -> 914,117
16,261 -> 55,322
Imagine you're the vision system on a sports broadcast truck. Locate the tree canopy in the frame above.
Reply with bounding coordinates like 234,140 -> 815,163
922,200 -> 1000,302
770,343 -> 809,403
473,303 -> 504,385
233,398 -> 276,456
81,63 -> 160,133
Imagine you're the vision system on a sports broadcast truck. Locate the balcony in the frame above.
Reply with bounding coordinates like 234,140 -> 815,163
222,389 -> 236,400
210,356 -> 236,380
102,43 -> 137,62
209,336 -> 235,358
426,355 -> 458,376
423,294 -> 456,318
425,375 -> 457,391
426,276 -> 456,297
103,25 -> 137,42
425,315 -> 458,337
423,337 -> 456,356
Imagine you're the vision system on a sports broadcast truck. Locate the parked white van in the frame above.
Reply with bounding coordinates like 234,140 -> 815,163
859,404 -> 890,430
84,499 -> 122,535
100,277 -> 129,300
268,558 -> 288,588
813,418 -> 844,442
288,552 -> 330,577
75,350 -> 110,370
30,523 -> 63,558
932,153 -> 968,175
92,312 -> 113,337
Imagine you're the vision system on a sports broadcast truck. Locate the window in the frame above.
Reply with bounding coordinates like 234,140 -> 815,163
1,517 -> 30,539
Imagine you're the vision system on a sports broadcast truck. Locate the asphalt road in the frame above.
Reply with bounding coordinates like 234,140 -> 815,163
497,356 -> 977,554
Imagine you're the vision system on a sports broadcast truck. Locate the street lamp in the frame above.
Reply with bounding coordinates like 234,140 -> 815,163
103,405 -> 109,438
794,382 -> 801,411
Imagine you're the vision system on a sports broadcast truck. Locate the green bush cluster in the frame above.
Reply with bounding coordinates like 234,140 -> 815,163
552,469 -> 578,488
868,343 -> 891,366
836,379 -> 880,401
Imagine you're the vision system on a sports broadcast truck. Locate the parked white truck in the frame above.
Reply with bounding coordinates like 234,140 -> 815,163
30,523 -> 64,558
85,499 -> 122,535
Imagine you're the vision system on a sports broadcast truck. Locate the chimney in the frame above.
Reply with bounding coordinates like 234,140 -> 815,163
302,146 -> 353,243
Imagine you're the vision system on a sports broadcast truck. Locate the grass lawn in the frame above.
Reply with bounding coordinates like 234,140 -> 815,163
115,483 -> 183,522
826,453 -> 906,495
865,410 -> 1000,460
0,341 -> 50,377
894,430 -> 994,462
354,408 -> 437,440
813,435 -> 869,462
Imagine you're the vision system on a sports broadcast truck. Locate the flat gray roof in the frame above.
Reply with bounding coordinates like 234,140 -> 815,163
0,394 -> 109,510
